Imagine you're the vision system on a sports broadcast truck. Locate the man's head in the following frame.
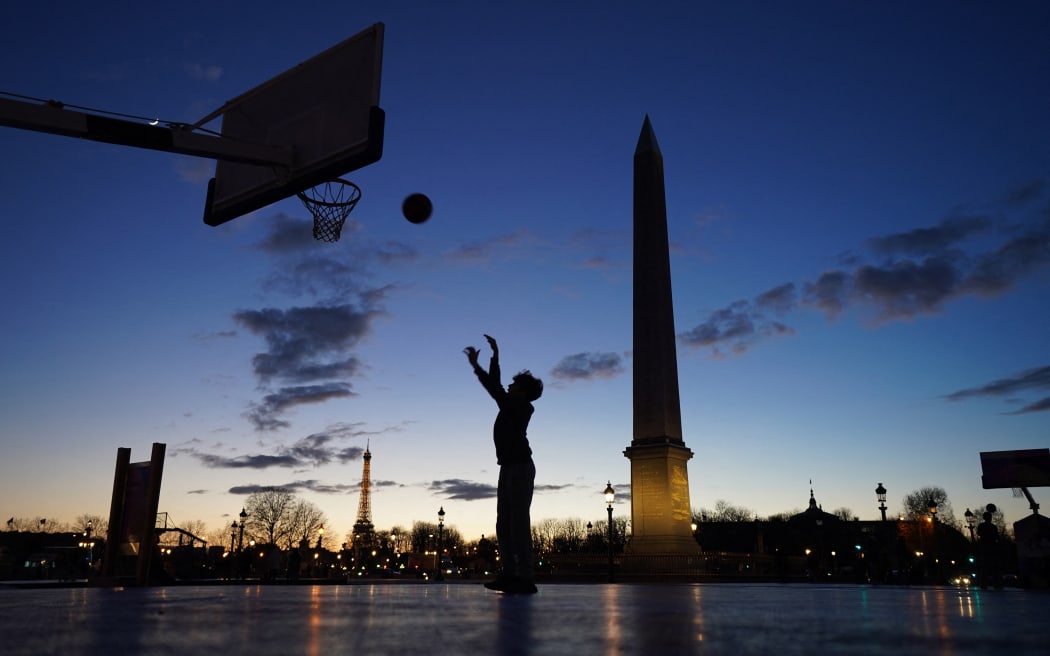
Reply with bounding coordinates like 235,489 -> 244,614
510,370 -> 544,401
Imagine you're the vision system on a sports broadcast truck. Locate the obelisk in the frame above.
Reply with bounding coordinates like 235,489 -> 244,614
623,116 -> 700,554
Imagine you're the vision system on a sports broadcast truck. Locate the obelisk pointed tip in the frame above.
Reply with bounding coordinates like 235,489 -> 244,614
635,115 -> 661,156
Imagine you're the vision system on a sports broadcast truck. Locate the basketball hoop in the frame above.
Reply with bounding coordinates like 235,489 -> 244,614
297,179 -> 361,242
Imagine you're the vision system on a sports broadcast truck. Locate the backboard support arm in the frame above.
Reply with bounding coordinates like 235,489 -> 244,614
1020,487 -> 1041,515
0,96 -> 292,167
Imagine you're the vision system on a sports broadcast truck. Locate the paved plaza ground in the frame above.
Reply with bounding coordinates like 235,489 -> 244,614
1,581 -> 1046,655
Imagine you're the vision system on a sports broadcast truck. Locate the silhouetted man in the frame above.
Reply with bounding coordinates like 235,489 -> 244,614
977,509 -> 1002,589
465,334 -> 543,594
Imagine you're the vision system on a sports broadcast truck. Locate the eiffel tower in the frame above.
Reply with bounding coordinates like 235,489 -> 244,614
351,442 -> 377,556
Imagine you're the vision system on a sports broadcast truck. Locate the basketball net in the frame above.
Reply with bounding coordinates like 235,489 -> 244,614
297,179 -> 361,242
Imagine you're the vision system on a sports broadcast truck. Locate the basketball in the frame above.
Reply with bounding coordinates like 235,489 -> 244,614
402,193 -> 433,224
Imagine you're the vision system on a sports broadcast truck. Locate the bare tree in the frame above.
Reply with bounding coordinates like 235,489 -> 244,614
532,518 -> 560,554
73,514 -> 107,537
180,519 -> 208,539
555,517 -> 587,552
831,507 -> 857,521
387,525 -> 411,554
243,488 -> 295,546
207,526 -> 236,552
285,498 -> 327,549
441,526 -> 463,555
901,486 -> 959,528
410,521 -> 438,552
9,517 -> 67,532
700,500 -> 756,522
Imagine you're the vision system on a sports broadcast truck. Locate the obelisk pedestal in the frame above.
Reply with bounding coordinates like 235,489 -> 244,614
624,116 -> 700,555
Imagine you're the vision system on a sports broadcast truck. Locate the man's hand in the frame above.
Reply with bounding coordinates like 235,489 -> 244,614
463,346 -> 480,367
484,334 -> 498,354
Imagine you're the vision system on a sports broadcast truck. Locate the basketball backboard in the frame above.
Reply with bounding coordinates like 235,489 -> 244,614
202,23 -> 385,226
980,449 -> 1050,489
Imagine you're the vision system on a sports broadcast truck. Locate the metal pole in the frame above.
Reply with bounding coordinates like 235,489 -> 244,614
607,506 -> 614,583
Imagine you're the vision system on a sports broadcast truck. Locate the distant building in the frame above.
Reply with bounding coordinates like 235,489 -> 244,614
697,487 -> 978,584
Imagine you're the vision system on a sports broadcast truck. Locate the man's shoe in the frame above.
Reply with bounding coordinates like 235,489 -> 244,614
483,574 -> 512,591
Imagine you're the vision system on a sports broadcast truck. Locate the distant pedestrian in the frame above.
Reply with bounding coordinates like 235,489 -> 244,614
465,334 -> 543,594
977,510 -> 1002,589
287,547 -> 301,582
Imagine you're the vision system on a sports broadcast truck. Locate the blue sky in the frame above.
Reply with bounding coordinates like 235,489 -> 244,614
1,1 -> 1048,543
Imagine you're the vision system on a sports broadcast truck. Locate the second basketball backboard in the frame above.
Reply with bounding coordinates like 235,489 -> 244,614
202,23 -> 385,226
981,449 -> 1050,489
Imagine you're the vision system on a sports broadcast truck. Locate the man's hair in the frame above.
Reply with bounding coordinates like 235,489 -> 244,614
513,370 -> 544,401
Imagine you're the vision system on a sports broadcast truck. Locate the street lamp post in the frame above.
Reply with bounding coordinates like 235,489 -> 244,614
875,483 -> 887,521
238,508 -> 247,552
437,506 -> 445,581
230,521 -> 238,553
317,524 -> 324,550
964,508 -> 976,542
927,499 -> 939,583
84,522 -> 95,569
604,481 -> 615,583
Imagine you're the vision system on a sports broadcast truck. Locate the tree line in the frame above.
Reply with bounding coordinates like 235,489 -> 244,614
8,483 -> 1012,552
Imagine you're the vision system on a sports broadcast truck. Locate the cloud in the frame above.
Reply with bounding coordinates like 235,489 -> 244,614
427,479 -> 578,501
190,421 -> 404,467
535,483 -> 575,493
244,383 -> 355,431
228,215 -> 403,431
963,224 -> 1050,296
253,215 -> 398,304
233,305 -> 378,383
444,229 -> 537,264
754,282 -> 797,314
256,214 -> 358,255
200,453 -> 302,469
944,365 -> 1050,414
193,330 -> 237,341
429,479 -> 497,501
376,241 -> 421,265
228,484 -> 289,495
227,480 -> 355,495
680,181 -> 1050,355
1004,179 -> 1046,206
679,295 -> 794,357
1011,397 -> 1050,414
802,270 -> 850,317
228,214 -> 405,431
867,215 -> 991,255
185,62 -> 223,81
550,352 -> 624,381
851,254 -> 963,320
